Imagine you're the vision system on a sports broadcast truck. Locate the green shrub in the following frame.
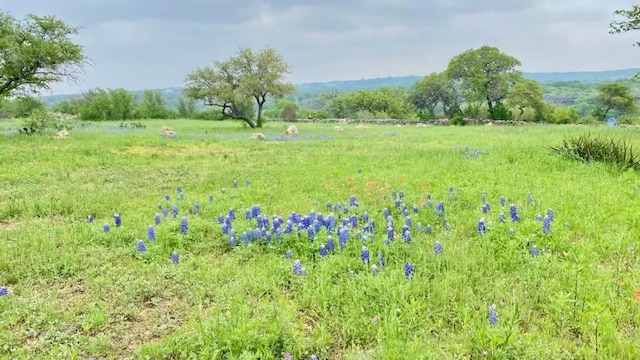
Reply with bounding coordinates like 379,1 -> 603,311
491,101 -> 512,120
449,114 -> 466,126
19,109 -> 67,134
551,134 -> 640,170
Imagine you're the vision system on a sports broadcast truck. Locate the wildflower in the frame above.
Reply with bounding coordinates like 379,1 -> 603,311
326,236 -> 335,252
251,205 -> 261,218
372,264 -> 379,275
147,225 -> 156,241
417,223 -> 423,233
242,232 -> 249,246
0,286 -> 8,296
154,214 -> 161,225
383,208 -> 390,219
498,212 -> 505,223
285,249 -> 292,259
412,204 -> 419,214
229,231 -> 237,246
245,179 -> 251,187
546,208 -> 554,222
194,203 -> 200,215
221,188 -> 226,194
338,227 -> 349,250
232,180 -> 238,189
162,207 -> 168,217
180,217 -> 188,235
435,202 -> 444,217
114,213 -> 122,227
293,260 -> 306,275
172,251 -> 179,264
350,195 -> 358,207
404,261 -> 414,279
177,185 -> 183,194
361,246 -> 370,264
378,252 -> 385,268
477,218 -> 486,234
283,352 -> 292,360
535,214 -> 543,221
403,230 -> 411,244
319,244 -> 327,257
350,214 -> 358,228
531,245 -> 539,256
371,316 -> 379,323
172,205 -> 179,218
386,226 -> 394,244
399,190 -> 404,200
434,241 -> 442,255
481,191 -> 486,202
443,219 -> 450,232
87,215 -> 94,223
509,204 -> 519,222
426,224 -> 432,234
209,194 -> 214,202
542,215 -> 551,234
178,192 -> 184,201
137,240 -> 146,253
103,223 -> 110,233
164,194 -> 170,201
488,304 -> 498,325
499,196 -> 506,207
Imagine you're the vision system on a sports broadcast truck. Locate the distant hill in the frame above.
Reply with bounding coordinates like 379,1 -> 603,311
40,68 -> 640,107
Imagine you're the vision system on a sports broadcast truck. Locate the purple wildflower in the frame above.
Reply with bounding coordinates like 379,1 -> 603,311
531,245 -> 539,256
178,192 -> 184,201
546,208 -> 554,222
172,251 -> 179,264
162,207 -> 168,217
481,191 -> 486,202
0,286 -> 8,296
434,241 -> 442,255
137,240 -> 146,253
285,249 -> 292,259
228,208 -> 235,220
509,204 -> 519,222
242,231 -> 249,246
403,231 -> 411,244
209,194 -> 214,202
103,223 -> 110,233
488,304 -> 498,325
232,180 -> 238,189
412,204 -> 419,214
426,224 -> 432,234
535,214 -> 543,221
194,203 -> 200,215
499,196 -> 506,207
417,223 -> 423,233
229,231 -> 237,246
293,260 -> 306,275
383,208 -> 390,219
528,192 -> 533,206
154,214 -> 161,225
372,264 -> 379,275
147,225 -> 156,241
404,261 -> 414,279
386,227 -> 394,243
543,215 -> 551,234
87,215 -> 94,223
326,236 -> 335,252
482,202 -> 490,213
114,214 -> 122,227
361,246 -> 370,264
164,194 -> 170,201
436,202 -> 444,217
283,352 -> 292,360
172,205 -> 179,218
477,218 -> 486,235
498,212 -> 505,223
378,252 -> 385,268
319,244 -> 327,257
443,219 -> 450,232
180,217 -> 188,235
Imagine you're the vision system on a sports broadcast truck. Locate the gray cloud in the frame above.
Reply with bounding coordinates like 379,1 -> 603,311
3,0 -> 640,94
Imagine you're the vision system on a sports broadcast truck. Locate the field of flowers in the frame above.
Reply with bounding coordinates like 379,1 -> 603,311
0,120 -> 639,359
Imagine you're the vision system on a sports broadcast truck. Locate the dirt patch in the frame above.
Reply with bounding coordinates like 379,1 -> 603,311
0,220 -> 19,231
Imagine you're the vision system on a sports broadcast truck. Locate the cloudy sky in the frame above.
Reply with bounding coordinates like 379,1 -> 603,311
3,0 -> 640,94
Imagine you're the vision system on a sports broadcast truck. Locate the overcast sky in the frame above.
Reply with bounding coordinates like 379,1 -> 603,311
3,0 -> 640,95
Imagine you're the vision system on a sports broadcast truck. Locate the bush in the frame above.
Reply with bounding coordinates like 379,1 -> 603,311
282,106 -> 297,121
19,109 -> 67,134
449,115 -> 466,126
550,134 -> 640,170
491,102 -> 513,120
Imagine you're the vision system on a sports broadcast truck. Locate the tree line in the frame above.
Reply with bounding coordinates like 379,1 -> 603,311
2,6 -> 640,126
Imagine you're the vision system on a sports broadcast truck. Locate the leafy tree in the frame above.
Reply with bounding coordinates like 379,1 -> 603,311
78,88 -> 111,121
109,88 -> 136,120
184,47 -> 294,128
610,5 -> 640,46
328,87 -> 413,119
177,95 -> 197,118
446,46 -> 522,120
140,90 -> 169,119
593,82 -> 637,120
263,98 -> 299,120
507,79 -> 546,121
409,72 -> 460,118
0,12 -> 86,98
0,96 -> 45,118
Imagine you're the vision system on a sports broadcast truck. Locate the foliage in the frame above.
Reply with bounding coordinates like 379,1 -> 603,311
551,134 -> 640,170
545,104 -> 579,124
593,82 -> 637,120
446,46 -> 522,120
0,96 -> 45,118
610,5 -> 640,46
184,47 -> 294,128
177,95 -> 198,119
507,79 -> 546,121
139,90 -> 170,119
19,109 -> 66,134
449,114 -> 466,126
327,87 -> 413,119
0,12 -> 86,98
409,72 -> 460,117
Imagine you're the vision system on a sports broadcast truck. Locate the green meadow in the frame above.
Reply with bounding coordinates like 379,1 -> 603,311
0,120 -> 639,359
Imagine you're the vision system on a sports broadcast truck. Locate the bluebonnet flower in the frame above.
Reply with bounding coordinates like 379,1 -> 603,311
371,264 -> 379,275
482,202 -> 490,214
417,223 -> 423,233
378,252 -> 385,268
326,201 -> 332,211
147,225 -> 156,241
426,224 -> 432,234
327,235 -> 335,252
178,192 -> 184,201
509,204 -> 519,222
343,204 -> 349,214
546,208 -> 554,222
285,249 -> 292,259
0,286 -> 8,296
172,205 -> 179,218
264,231 -> 272,244
162,207 -> 168,217
283,353 -> 292,360
531,245 -> 539,256
386,227 -> 394,244
394,199 -> 401,208
221,188 -> 226,194
103,223 -> 110,233
436,202 -> 444,217
403,231 -> 411,244
412,204 -> 419,214
350,195 -> 357,207
114,214 -> 122,227
194,203 -> 200,215
137,240 -> 146,253
481,191 -> 486,203
154,214 -> 161,226
307,227 -> 315,241
245,179 -> 250,187
434,241 -> 442,255
443,219 -> 450,232
180,217 -> 188,235
543,215 -> 551,234
87,215 -> 94,223
477,218 -> 486,235
228,208 -> 235,220
383,207 -> 390,219
232,180 -> 238,189
319,244 -> 327,257
251,205 -> 261,218
165,194 -> 170,201
426,192 -> 431,201
245,209 -> 252,221
229,231 -> 237,246
488,304 -> 498,325
361,246 -> 370,264
405,261 -> 414,279
177,186 -> 183,194
498,212 -> 505,223
242,232 -> 249,246
172,251 -> 179,264
449,187 -> 454,201
209,194 -> 214,202
535,214 -> 543,221
499,196 -> 506,207
350,214 -> 358,228
339,227 -> 349,250
404,216 -> 411,228
293,260 -> 306,275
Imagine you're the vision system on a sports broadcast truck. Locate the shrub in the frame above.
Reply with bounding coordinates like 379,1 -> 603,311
282,106 -> 297,121
449,115 -> 466,126
19,109 -> 67,134
550,134 -> 640,170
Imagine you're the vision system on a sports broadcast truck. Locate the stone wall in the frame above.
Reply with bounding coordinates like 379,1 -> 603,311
280,118 -> 528,126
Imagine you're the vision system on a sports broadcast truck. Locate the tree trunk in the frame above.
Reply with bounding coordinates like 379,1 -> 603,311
256,100 -> 265,128
517,106 -> 524,121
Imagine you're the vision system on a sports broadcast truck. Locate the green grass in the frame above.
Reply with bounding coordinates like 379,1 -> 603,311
0,120 -> 639,359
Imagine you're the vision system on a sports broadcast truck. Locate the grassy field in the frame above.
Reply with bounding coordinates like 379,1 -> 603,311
0,120 -> 639,359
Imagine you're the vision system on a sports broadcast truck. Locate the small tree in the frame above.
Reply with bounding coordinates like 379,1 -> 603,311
507,79 -> 546,121
409,72 -> 460,118
593,82 -> 637,120
0,12 -> 86,98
